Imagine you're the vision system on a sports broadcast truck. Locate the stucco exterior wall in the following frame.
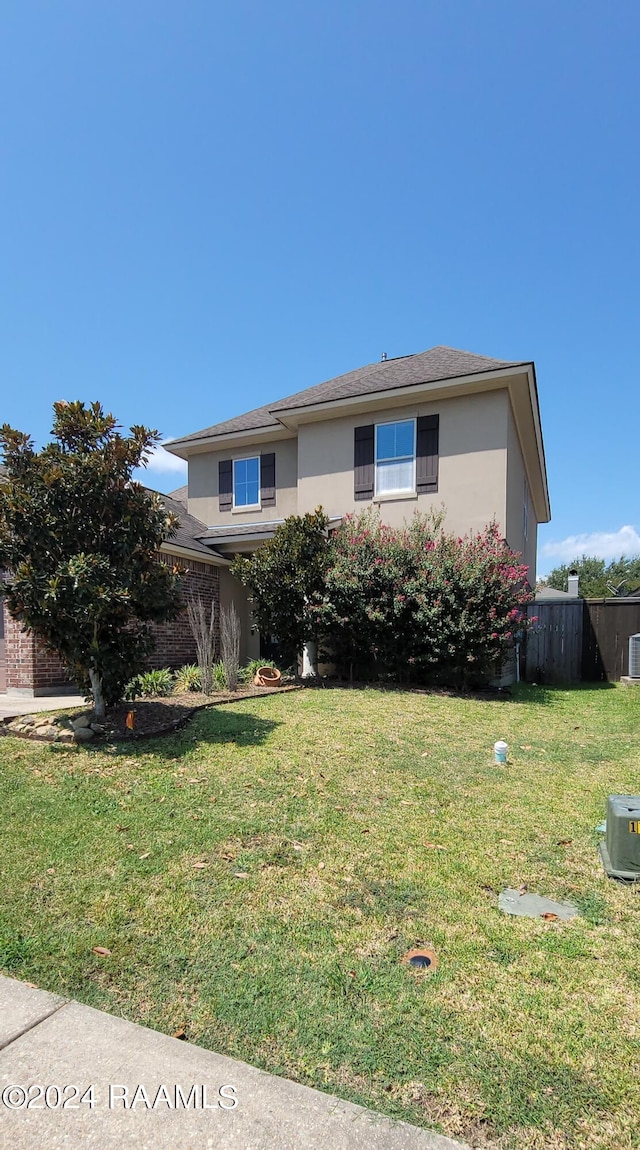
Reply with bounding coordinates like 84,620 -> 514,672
188,438 -> 298,528
296,389 -> 510,537
505,401 -> 537,583
219,568 -> 260,663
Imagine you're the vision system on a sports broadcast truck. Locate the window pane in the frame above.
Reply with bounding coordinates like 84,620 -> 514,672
376,420 -> 414,461
376,423 -> 397,460
376,458 -> 414,493
394,420 -> 414,458
234,457 -> 260,506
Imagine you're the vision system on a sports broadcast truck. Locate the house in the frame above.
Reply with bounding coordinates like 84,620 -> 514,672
1,345 -> 550,692
164,345 -> 550,661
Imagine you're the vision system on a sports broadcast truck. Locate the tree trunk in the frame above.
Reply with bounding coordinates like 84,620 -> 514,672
89,667 -> 105,719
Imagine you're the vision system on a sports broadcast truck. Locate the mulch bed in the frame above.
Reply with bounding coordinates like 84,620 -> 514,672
0,683 -> 301,744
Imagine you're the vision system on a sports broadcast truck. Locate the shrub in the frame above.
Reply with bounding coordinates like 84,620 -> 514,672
173,664 -> 202,693
238,657 -> 280,684
314,510 -> 532,688
125,668 -> 174,699
212,661 -> 227,690
220,602 -> 241,691
186,596 -> 217,694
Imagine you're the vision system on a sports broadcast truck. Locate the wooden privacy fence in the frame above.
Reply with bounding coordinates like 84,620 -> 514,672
525,599 -> 640,684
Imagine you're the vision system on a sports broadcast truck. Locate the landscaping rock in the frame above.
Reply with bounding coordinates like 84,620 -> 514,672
73,727 -> 95,743
89,723 -> 105,735
71,713 -> 95,731
58,731 -> 75,743
34,717 -> 53,729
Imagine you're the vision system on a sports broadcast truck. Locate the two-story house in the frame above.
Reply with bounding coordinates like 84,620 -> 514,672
165,345 -> 550,663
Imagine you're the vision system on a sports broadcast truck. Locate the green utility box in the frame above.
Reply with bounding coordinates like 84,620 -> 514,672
600,795 -> 640,881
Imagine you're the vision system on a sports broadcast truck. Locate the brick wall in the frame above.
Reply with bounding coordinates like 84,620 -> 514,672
2,553 -> 221,694
148,557 -> 220,669
3,605 -> 71,694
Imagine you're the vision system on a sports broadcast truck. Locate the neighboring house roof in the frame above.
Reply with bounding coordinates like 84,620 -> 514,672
167,484 -> 188,505
167,346 -> 524,448
535,586 -> 578,601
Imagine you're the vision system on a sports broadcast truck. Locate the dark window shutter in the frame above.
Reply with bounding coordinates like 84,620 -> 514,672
416,414 -> 439,493
354,425 -> 374,500
260,452 -> 276,507
218,459 -> 233,511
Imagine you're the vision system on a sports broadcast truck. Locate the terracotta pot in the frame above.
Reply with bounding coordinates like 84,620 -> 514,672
253,666 -> 282,687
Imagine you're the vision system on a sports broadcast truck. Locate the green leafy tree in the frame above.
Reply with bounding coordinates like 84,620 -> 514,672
231,508 -> 329,666
546,555 -> 640,598
0,401 -> 183,717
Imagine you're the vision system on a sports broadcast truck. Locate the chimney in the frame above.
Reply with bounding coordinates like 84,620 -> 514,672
567,569 -> 579,597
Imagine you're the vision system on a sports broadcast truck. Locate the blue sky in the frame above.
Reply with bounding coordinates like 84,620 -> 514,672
1,1 -> 638,576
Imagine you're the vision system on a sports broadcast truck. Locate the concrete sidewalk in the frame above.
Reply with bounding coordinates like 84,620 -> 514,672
0,976 -> 468,1150
0,693 -> 86,721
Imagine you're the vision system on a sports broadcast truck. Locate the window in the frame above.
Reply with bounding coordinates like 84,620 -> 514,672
375,419 -> 416,495
233,456 -> 260,508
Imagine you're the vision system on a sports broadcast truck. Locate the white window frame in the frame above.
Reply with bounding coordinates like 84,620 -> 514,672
374,418 -> 416,496
233,455 -> 261,510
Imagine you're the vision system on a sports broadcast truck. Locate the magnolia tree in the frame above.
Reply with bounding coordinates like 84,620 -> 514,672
314,510 -> 533,687
0,402 -> 183,717
230,508 -> 329,667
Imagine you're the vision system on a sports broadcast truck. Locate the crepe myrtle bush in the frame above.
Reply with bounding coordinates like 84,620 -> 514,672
0,401 -> 183,717
312,510 -> 533,687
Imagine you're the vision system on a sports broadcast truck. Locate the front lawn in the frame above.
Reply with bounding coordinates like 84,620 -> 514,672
1,684 -> 639,1149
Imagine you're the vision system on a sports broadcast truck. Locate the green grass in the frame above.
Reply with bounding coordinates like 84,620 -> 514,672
1,683 -> 639,1149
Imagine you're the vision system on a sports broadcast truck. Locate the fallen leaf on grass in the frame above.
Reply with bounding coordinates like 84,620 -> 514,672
518,883 -> 528,895
557,839 -> 573,847
292,841 -> 304,851
541,912 -> 559,921
421,752 -> 431,758
46,867 -> 55,875
192,862 -> 208,869
92,946 -> 111,956
234,872 -> 249,879
126,844 -> 135,850
425,843 -> 446,850
172,1028 -> 187,1040
318,862 -> 326,870
23,982 -> 38,989
139,852 -> 150,860
519,745 -> 532,751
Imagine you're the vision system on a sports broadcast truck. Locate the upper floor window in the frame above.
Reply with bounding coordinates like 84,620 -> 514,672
375,419 -> 416,495
233,456 -> 260,508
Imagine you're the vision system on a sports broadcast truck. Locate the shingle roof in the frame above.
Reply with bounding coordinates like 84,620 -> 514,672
167,484 -> 188,505
153,491 -> 225,559
167,346 -> 525,448
198,520 -> 285,541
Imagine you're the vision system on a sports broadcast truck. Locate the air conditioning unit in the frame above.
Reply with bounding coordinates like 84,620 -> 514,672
629,634 -> 640,679
599,795 -> 640,881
